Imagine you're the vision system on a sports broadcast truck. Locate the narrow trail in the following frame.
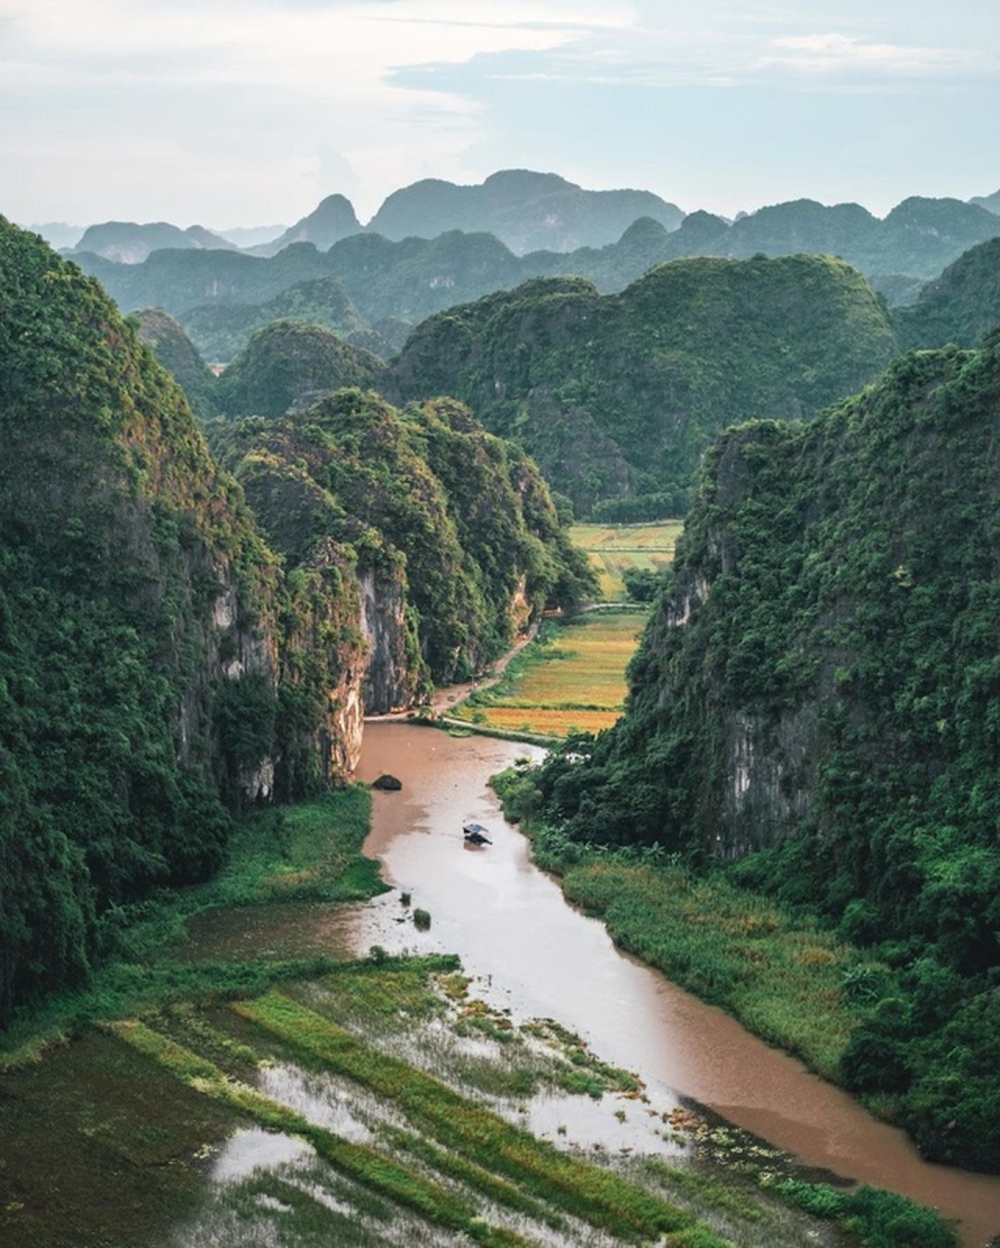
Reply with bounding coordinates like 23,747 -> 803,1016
364,619 -> 542,724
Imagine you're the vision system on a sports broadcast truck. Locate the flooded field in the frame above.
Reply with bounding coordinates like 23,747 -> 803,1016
1,721 -> 998,1247
351,722 -> 1000,1248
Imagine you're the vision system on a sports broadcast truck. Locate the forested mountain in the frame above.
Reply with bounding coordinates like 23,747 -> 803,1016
67,190 -> 1000,371
0,218 -> 293,1022
383,256 -> 897,514
132,307 -> 219,420
246,193 -> 362,257
894,237 -> 1000,350
180,274 -> 368,363
366,169 -> 685,254
209,390 -> 595,688
0,222 -> 587,1024
528,336 -> 1000,1170
970,188 -> 1000,216
71,243 -> 344,320
214,321 -> 384,418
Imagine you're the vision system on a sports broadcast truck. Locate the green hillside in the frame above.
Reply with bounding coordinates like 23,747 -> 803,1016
384,256 -> 898,513
215,321 -> 385,418
210,390 -> 595,686
132,306 -> 218,419
180,274 -> 368,363
0,225 -> 589,1025
520,336 -> 1000,1170
0,219 -> 292,1022
894,237 -> 1000,349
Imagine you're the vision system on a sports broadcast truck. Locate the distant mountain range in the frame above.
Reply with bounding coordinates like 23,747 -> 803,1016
33,170 -> 1000,273
65,188 -> 1000,366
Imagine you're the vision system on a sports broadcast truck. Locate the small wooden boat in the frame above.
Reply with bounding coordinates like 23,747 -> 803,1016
462,822 -> 492,845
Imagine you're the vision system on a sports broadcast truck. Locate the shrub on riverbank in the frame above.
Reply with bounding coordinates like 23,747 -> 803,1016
0,786 -> 383,1064
495,765 -> 862,1080
492,768 -> 958,1248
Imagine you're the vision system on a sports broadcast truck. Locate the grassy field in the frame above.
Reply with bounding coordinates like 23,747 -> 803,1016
570,520 -> 684,601
454,610 -> 647,737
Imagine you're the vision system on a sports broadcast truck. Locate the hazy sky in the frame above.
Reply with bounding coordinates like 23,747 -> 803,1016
3,0 -> 998,229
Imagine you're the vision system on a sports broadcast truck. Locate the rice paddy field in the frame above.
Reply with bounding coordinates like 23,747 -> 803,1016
453,611 -> 647,738
570,521 -> 684,602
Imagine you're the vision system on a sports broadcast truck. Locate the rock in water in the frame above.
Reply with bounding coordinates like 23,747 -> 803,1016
372,773 -> 403,791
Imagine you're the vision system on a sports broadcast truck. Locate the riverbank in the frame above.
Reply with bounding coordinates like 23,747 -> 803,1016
1,721 -> 965,1247
492,763 -> 1000,1246
0,749 -> 875,1248
491,773 -> 863,1083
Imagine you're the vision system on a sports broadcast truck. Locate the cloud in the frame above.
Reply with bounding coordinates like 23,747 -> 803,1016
0,0 -> 622,221
1,0 -> 997,224
758,32 -> 994,80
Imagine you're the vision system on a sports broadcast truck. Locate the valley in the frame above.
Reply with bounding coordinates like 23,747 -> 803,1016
3,722 -> 993,1247
5,153 -> 1000,1248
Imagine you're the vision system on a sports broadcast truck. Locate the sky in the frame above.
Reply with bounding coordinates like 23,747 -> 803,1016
2,0 -> 998,231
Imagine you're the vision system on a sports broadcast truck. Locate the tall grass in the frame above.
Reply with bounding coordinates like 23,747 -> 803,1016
559,860 -> 858,1079
0,786 -> 384,1067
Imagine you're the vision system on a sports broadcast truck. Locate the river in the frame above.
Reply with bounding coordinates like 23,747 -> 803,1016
352,721 -> 1000,1248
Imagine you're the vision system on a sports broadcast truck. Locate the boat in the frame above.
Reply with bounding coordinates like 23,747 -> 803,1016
462,822 -> 492,845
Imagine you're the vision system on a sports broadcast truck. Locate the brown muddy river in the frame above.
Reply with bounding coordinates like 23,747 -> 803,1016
352,721 -> 1000,1248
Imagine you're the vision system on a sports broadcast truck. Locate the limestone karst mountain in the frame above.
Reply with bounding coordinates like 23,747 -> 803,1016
383,255 -> 898,514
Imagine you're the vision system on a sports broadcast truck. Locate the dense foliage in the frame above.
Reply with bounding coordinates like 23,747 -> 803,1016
384,257 -> 897,512
0,219 -> 293,1024
894,237 -> 1000,350
131,307 -> 219,419
214,320 -> 384,418
209,390 -> 596,685
520,337 -> 1000,1169
180,275 -> 368,363
71,190 -> 1000,344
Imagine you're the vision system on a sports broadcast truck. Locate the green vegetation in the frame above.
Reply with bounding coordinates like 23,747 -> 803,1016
210,389 -> 596,688
511,336 -> 1000,1171
215,319 -> 384,418
384,256 -> 897,513
131,306 -> 219,419
181,274 -> 368,363
0,735 -> 954,1248
0,216 -> 293,1026
570,520 -> 682,600
0,786 -> 381,1062
0,221 -> 591,1025
894,236 -> 1000,350
454,612 -> 644,737
233,989 -> 721,1244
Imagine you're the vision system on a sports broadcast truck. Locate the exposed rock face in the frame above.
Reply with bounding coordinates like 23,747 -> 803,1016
0,217 -> 300,1020
358,565 -> 414,714
550,337 -> 1000,875
210,388 -> 595,696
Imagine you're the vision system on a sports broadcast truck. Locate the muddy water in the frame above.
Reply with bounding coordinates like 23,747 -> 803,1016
353,722 -> 1000,1248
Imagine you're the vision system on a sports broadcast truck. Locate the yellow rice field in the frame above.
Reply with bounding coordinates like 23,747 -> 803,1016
570,521 -> 683,601
455,610 -> 647,737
